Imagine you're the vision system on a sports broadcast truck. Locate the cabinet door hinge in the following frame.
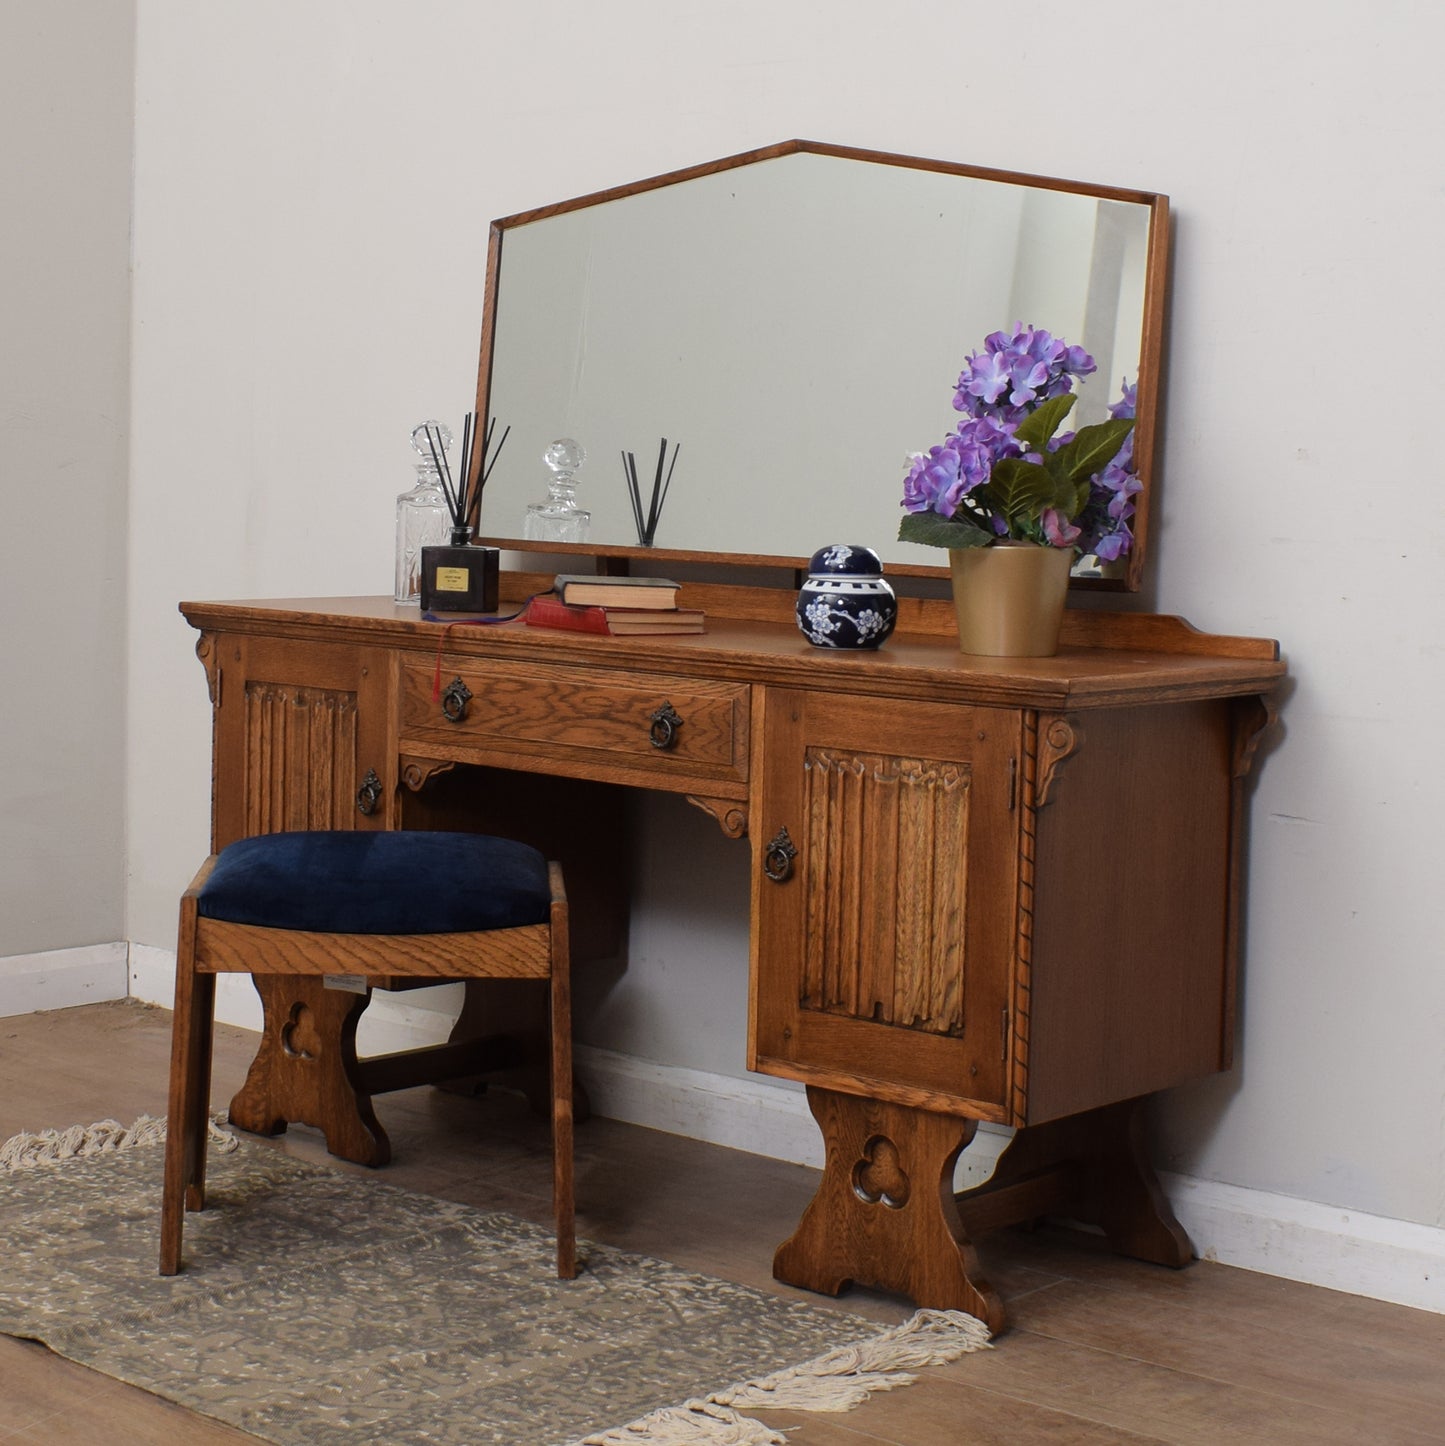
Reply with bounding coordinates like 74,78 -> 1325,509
1001,1006 -> 1009,1061
1007,756 -> 1017,811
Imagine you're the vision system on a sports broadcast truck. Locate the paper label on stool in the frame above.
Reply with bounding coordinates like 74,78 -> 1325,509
435,566 -> 470,591
323,974 -> 368,994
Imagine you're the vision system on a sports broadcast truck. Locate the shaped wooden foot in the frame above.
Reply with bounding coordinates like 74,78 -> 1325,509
959,1098 -> 1192,1267
228,976 -> 390,1166
772,1087 -> 1005,1333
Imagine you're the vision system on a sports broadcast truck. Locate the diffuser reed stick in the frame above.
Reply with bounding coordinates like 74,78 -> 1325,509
621,438 -> 681,547
425,414 -> 510,539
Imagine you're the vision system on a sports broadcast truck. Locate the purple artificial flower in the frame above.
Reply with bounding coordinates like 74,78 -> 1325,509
904,334 -> 1134,553
1098,461 -> 1143,521
1105,379 -> 1138,473
953,349 -> 1014,409
1092,521 -> 1133,562
1062,343 -> 1096,379
902,441 -> 967,517
954,323 -> 1097,422
954,413 -> 1023,477
902,415 -> 1026,521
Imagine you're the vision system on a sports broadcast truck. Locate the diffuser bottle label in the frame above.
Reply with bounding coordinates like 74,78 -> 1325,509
435,566 -> 470,591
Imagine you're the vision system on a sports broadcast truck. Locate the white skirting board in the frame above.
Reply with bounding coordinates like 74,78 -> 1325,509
13,942 -> 1443,1317
0,942 -> 129,1017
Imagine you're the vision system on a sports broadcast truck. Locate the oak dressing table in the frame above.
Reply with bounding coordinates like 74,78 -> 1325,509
182,140 -> 1284,1331
181,573 -> 1281,1333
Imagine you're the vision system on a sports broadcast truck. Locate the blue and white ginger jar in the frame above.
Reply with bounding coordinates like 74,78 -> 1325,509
795,544 -> 898,650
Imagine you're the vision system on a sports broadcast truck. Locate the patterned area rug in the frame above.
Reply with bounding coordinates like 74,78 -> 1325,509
0,1120 -> 989,1445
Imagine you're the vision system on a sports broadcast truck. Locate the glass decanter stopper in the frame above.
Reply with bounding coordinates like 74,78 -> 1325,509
394,420 -> 453,603
523,438 -> 591,543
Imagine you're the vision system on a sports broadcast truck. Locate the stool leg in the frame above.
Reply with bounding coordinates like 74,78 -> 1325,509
161,895 -> 214,1275
549,869 -> 576,1279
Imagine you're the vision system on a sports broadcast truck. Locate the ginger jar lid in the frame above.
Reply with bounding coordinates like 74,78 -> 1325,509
806,543 -> 885,578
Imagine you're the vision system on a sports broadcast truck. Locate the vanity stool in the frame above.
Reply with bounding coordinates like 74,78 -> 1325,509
159,829 -> 575,1278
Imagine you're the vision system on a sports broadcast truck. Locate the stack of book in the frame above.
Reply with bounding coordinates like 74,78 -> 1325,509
524,575 -> 705,636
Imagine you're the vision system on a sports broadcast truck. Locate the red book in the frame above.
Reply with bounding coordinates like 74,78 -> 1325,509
522,594 -> 610,634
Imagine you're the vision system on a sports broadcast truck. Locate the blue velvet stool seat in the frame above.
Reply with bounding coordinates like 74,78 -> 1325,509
160,830 -> 574,1278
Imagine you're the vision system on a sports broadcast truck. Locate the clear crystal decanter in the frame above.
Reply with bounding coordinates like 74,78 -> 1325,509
394,421 -> 453,603
523,438 -> 591,543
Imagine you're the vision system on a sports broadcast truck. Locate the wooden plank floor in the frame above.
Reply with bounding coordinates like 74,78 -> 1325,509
2,1000 -> 1443,1444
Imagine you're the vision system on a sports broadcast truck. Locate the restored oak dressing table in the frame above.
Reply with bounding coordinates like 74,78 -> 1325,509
181,141 -> 1285,1331
181,577 -> 1281,1333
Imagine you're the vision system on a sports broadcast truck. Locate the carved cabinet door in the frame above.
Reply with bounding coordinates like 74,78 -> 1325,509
749,688 -> 1021,1121
202,633 -> 397,849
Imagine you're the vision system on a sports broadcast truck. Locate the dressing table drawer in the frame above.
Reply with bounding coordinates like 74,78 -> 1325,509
399,657 -> 750,789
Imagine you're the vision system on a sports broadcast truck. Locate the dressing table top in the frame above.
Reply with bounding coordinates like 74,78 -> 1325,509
180,595 -> 1283,713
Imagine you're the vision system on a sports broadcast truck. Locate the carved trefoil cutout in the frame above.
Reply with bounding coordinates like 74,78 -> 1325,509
800,748 -> 970,1036
852,1134 -> 912,1209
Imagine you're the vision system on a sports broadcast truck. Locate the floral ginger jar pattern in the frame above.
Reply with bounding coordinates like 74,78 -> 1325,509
795,544 -> 898,650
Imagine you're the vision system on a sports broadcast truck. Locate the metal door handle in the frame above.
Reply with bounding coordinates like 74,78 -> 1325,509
763,826 -> 798,882
355,768 -> 383,816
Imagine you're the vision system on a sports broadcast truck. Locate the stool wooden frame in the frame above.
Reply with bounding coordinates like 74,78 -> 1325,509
159,854 -> 575,1278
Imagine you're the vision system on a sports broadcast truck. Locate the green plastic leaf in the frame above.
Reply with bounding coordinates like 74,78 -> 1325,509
983,457 -> 1076,525
1057,417 -> 1134,482
1012,393 -> 1075,451
898,511 -> 993,549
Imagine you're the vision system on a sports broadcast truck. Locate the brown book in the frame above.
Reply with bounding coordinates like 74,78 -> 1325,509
554,574 -> 680,610
604,608 -> 705,635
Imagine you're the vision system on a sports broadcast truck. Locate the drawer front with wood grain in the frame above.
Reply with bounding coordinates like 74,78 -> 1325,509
399,657 -> 750,792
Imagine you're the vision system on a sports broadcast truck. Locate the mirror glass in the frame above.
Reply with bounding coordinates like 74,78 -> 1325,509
475,141 -> 1168,588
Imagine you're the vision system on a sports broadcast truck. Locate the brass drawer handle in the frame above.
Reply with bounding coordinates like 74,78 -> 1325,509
440,676 -> 473,723
649,702 -> 683,750
763,826 -> 798,883
355,768 -> 383,816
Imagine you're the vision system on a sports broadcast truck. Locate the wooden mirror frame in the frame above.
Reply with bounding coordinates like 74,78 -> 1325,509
470,139 -> 1170,592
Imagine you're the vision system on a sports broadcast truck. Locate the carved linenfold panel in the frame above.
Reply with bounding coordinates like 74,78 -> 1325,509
245,682 -> 359,835
801,747 -> 970,1037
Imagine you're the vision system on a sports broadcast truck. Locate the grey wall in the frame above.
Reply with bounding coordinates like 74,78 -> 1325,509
0,2 -> 134,955
110,0 -> 1445,1241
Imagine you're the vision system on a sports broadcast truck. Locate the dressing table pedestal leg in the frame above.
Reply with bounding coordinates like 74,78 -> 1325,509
771,1087 -> 1006,1334
957,1097 -> 1193,1270
772,1088 -> 1191,1333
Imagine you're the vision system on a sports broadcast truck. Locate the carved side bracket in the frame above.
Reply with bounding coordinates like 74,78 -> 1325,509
400,756 -> 459,793
1232,690 -> 1281,779
685,794 -> 748,839
1034,713 -> 1083,808
195,631 -> 220,706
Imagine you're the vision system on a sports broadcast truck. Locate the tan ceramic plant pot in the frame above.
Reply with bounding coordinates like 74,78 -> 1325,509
948,541 -> 1074,657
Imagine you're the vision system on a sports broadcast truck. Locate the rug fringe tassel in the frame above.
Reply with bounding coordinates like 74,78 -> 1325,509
0,1114 -> 238,1173
578,1307 -> 991,1445
579,1400 -> 785,1446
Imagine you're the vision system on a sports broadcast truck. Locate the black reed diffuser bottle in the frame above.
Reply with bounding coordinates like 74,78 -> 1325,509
417,413 -> 508,613
420,522 -> 499,612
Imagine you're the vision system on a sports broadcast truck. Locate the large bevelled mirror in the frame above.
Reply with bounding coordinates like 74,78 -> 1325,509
473,140 -> 1169,590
